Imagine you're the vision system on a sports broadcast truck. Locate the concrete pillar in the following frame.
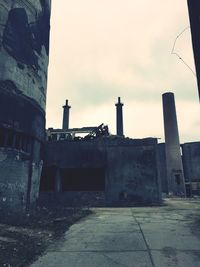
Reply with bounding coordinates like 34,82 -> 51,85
115,97 -> 124,136
62,100 -> 71,130
162,92 -> 186,196
55,169 -> 62,193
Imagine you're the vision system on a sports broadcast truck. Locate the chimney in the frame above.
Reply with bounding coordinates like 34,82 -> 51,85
62,100 -> 71,129
115,97 -> 124,136
162,92 -> 186,196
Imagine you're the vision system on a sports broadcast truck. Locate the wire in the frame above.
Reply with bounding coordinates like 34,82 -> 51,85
171,26 -> 196,77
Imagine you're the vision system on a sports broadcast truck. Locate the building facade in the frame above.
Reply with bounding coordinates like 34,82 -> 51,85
0,0 -> 51,212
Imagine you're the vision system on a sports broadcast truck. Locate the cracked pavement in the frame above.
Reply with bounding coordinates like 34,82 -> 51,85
31,199 -> 200,267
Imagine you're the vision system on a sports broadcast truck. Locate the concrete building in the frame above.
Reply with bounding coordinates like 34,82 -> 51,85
162,92 -> 186,196
41,94 -> 200,205
40,136 -> 162,206
0,1 -> 51,212
39,99 -> 162,206
182,142 -> 200,196
0,2 -> 199,213
158,141 -> 200,197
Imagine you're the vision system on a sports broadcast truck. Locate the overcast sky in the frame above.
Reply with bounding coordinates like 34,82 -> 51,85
46,0 -> 200,143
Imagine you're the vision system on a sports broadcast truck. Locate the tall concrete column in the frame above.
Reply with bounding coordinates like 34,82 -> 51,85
115,97 -> 124,136
162,92 -> 186,196
62,100 -> 71,130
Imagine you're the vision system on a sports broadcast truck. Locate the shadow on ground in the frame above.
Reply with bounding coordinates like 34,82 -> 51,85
0,206 -> 91,267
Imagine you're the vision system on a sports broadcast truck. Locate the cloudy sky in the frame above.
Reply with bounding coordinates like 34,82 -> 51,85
46,0 -> 200,143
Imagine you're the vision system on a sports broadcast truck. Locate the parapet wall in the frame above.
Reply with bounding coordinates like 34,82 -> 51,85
41,138 -> 161,206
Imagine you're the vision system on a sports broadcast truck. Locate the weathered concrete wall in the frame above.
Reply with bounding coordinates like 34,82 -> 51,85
41,138 -> 161,205
182,142 -> 200,195
0,148 -> 29,212
0,1 -> 51,212
106,143 -> 161,205
0,143 -> 43,212
0,0 -> 51,110
39,192 -> 106,207
44,140 -> 107,169
157,143 -> 168,194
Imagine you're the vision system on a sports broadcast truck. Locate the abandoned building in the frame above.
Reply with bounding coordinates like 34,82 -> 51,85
39,98 -> 162,206
39,93 -> 200,206
158,141 -> 200,197
0,0 -> 51,212
0,0 -> 200,213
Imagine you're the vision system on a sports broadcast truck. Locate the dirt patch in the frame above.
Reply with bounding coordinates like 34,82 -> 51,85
0,206 -> 92,267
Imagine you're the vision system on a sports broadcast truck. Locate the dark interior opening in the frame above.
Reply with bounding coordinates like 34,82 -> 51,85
40,166 -> 56,191
6,130 -> 14,147
0,129 -> 5,146
61,168 -> 105,191
0,128 -> 32,153
175,174 -> 181,185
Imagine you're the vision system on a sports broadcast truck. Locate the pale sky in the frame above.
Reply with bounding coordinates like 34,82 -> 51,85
46,0 -> 200,143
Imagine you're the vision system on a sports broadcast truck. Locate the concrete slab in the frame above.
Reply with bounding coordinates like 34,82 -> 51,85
91,208 -> 132,214
31,199 -> 200,267
31,251 -> 152,267
140,223 -> 192,236
144,230 -> 200,250
48,231 -> 146,252
152,249 -> 200,267
78,215 -> 135,224
66,221 -> 140,234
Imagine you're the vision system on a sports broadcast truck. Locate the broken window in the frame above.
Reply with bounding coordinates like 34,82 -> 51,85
0,127 -> 33,153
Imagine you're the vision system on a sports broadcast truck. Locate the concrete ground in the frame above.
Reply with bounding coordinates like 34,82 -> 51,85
31,199 -> 200,267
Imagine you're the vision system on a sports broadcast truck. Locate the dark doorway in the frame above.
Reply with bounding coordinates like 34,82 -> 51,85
40,166 -> 56,191
61,168 -> 105,191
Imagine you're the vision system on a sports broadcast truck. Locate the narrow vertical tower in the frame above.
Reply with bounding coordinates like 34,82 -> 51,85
187,0 -> 200,99
62,100 -> 71,130
115,97 -> 124,136
0,1 -> 51,212
162,92 -> 186,196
